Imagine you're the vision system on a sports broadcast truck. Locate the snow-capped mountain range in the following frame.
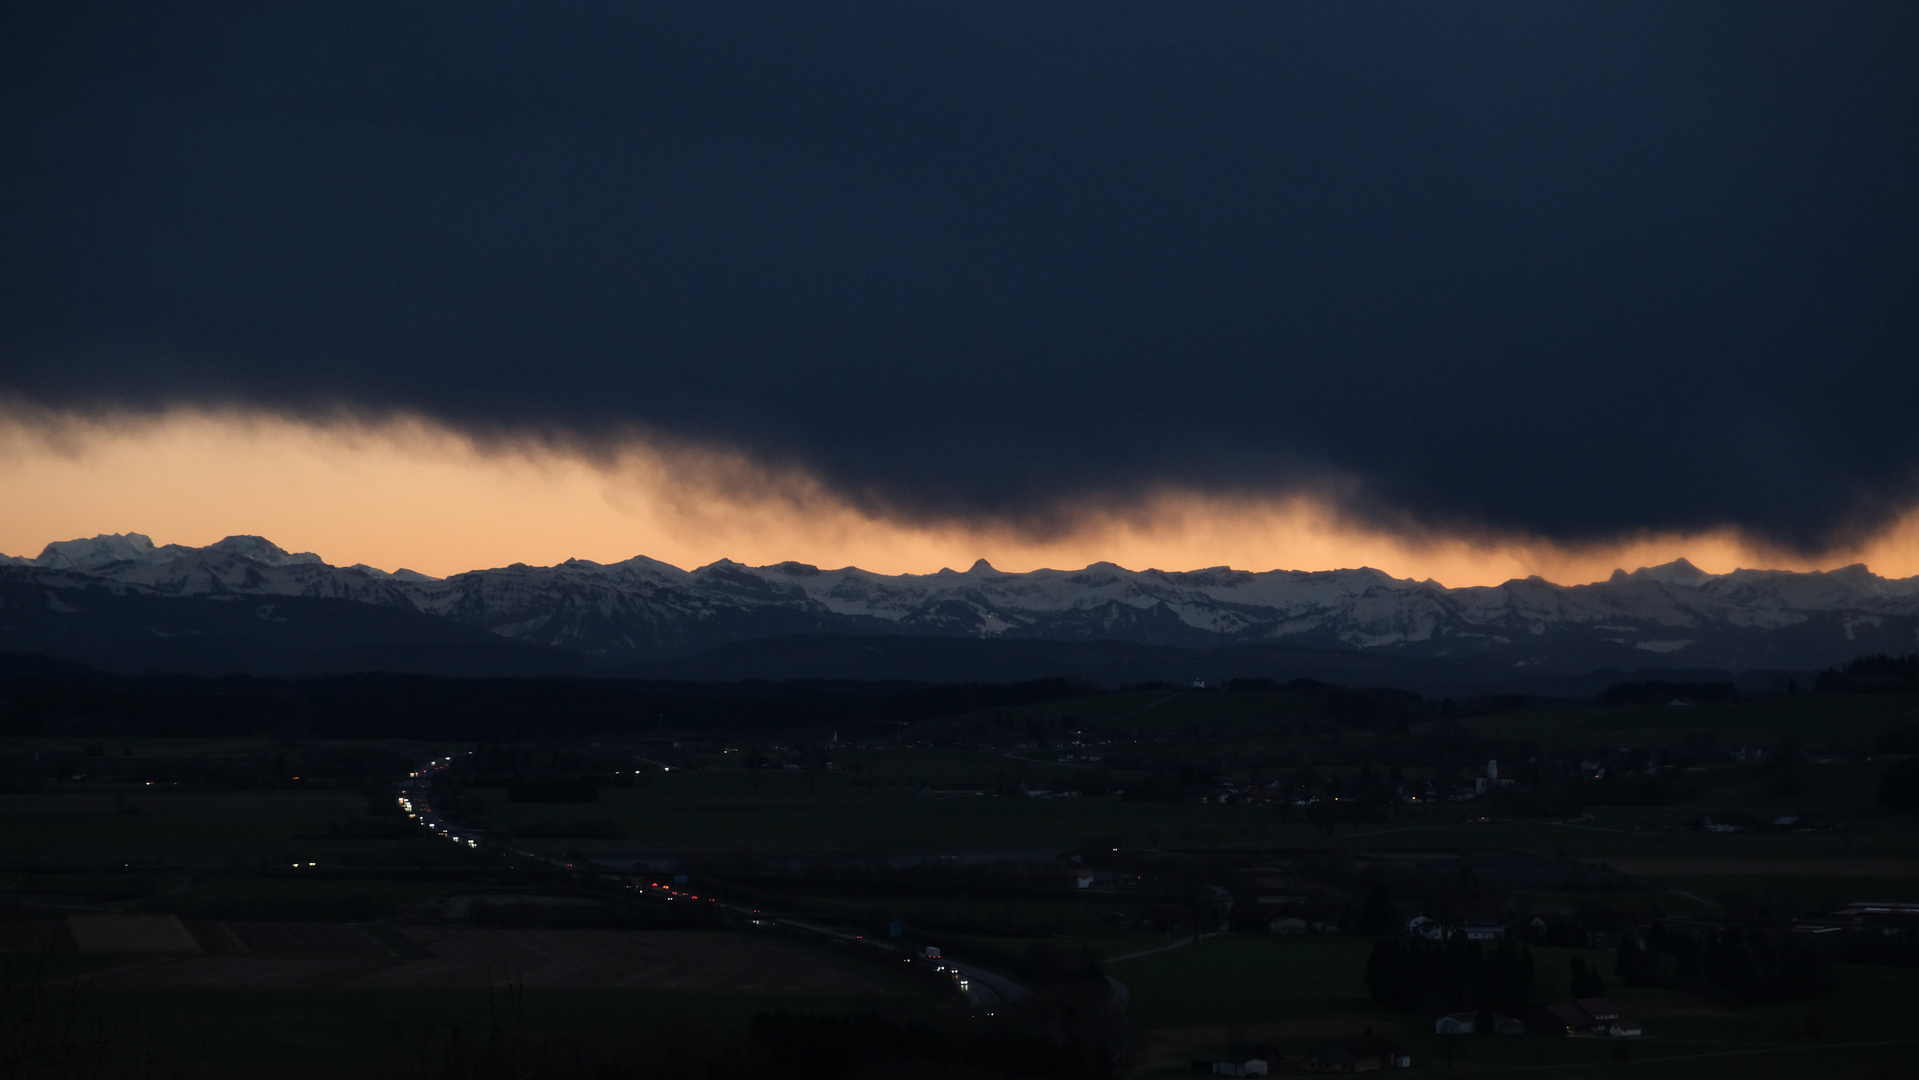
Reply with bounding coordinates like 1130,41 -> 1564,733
4,532 -> 1917,680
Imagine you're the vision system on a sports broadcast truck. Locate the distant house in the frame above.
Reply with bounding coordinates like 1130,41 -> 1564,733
1699,811 -> 1764,832
1189,1046 -> 1275,1076
1404,914 -> 1503,941
1545,1004 -> 1601,1036
1302,1043 -> 1368,1072
1545,999 -> 1640,1038
1304,1035 -> 1410,1071
1575,998 -> 1620,1022
1461,917 -> 1506,941
1832,900 -> 1919,929
1435,1011 -> 1522,1036
1268,916 -> 1307,935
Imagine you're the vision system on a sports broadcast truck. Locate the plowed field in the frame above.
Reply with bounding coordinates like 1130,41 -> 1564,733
67,914 -> 201,954
63,926 -> 900,994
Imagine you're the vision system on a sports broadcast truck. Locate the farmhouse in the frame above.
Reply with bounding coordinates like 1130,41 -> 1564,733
1698,811 -> 1765,832
1575,997 -> 1619,1022
1832,900 -> 1919,930
1460,917 -> 1506,941
1435,1011 -> 1523,1035
1543,999 -> 1641,1038
1303,1034 -> 1410,1071
1545,1003 -> 1600,1036
1189,1045 -> 1276,1076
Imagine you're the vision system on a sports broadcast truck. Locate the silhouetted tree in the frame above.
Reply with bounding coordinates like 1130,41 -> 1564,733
1879,758 -> 1919,811
1360,885 -> 1395,936
1569,956 -> 1606,998
1365,935 -> 1536,1014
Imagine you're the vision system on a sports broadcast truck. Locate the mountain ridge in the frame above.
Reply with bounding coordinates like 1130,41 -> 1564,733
3,533 -> 1916,680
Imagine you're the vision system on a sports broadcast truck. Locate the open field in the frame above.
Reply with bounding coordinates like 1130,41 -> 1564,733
488,770 -> 1919,864
493,771 -> 1317,853
0,790 -> 346,866
1117,937 -> 1919,1078
3,686 -> 1918,1076
910,687 -> 1328,742
2,922 -> 930,1078
6,985 -> 887,1080
8,689 -> 1918,861
1462,692 -> 1919,748
58,924 -> 913,993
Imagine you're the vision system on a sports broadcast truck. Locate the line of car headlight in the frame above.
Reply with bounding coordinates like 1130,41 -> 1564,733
400,765 -> 476,847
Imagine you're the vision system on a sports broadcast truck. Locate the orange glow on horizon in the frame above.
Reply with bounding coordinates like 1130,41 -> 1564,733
1,407 -> 1914,587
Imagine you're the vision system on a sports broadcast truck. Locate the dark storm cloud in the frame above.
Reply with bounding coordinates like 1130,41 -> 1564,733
2,2 -> 1915,548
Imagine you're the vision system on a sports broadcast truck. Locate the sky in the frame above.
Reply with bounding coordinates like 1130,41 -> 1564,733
1,3 -> 1916,583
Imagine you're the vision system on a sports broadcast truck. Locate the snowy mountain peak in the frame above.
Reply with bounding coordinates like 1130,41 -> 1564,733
607,554 -> 693,578
201,535 -> 322,567
33,532 -> 167,571
1628,557 -> 1712,586
31,532 -> 329,572
350,564 -> 442,583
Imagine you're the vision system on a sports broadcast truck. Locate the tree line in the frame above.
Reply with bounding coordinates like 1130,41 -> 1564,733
1614,923 -> 1833,1005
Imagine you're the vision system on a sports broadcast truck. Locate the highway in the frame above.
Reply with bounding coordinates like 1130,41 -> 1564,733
394,752 -> 1031,1013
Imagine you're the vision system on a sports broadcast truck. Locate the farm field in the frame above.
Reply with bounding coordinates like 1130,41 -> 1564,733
1116,936 -> 1919,1078
2,920 -> 929,1078
11,985 -> 885,1080
0,788 -> 350,867
492,773 -> 1319,854
3,683 -> 1917,1077
57,923 -> 911,993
